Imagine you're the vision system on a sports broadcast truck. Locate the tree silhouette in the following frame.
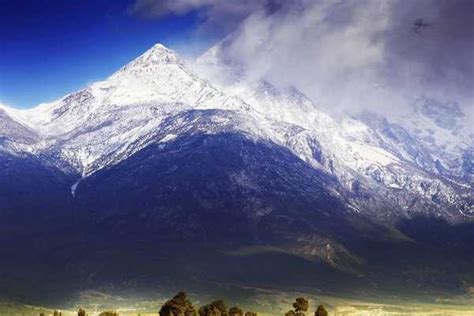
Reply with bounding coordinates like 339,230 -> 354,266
244,312 -> 257,316
211,300 -> 228,316
78,308 -> 86,316
314,305 -> 328,316
159,291 -> 197,316
229,307 -> 243,316
285,297 -> 309,316
199,299 -> 228,316
198,304 -> 220,316
293,297 -> 308,314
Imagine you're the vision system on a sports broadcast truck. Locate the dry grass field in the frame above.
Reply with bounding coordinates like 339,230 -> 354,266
1,289 -> 473,316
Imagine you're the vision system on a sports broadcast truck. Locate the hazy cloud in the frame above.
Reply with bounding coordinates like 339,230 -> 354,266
130,0 -> 474,118
128,0 -> 282,36
210,0 -> 473,117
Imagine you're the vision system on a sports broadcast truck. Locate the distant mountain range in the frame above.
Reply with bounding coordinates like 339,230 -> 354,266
0,42 -> 473,303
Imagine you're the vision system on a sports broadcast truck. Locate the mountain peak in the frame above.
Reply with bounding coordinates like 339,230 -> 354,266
110,43 -> 185,80
149,42 -> 168,51
145,42 -> 176,56
131,43 -> 183,67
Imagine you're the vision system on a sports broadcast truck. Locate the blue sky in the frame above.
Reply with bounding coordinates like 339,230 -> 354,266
0,0 -> 215,109
3,0 -> 471,114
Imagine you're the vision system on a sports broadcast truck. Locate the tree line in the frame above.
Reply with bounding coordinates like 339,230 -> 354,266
41,292 -> 328,316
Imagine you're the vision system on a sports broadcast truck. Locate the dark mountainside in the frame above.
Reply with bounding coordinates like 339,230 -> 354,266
1,130 -> 473,306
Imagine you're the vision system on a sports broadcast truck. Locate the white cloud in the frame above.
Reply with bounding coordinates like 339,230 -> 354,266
131,0 -> 474,118
212,0 -> 473,117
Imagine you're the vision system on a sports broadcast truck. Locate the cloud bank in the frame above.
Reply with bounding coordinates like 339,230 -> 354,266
131,0 -> 474,118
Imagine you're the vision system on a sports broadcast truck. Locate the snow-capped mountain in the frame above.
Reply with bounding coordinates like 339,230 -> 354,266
3,44 -> 250,175
1,42 -> 474,299
0,43 -> 472,223
195,43 -> 473,220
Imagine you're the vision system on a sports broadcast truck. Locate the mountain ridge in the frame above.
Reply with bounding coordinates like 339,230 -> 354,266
0,42 -> 472,223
